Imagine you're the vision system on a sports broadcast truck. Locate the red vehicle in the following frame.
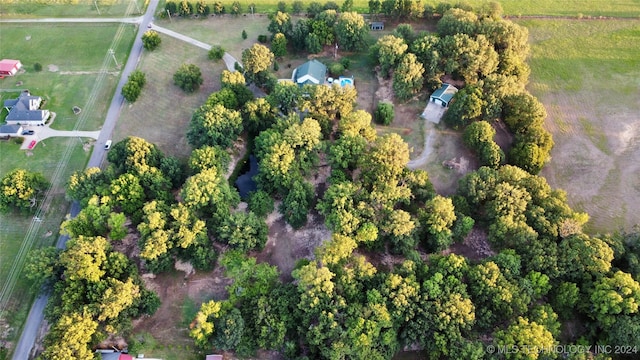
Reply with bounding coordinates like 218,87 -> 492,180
27,140 -> 36,149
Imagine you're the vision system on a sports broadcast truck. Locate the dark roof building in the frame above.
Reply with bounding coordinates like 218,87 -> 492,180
3,90 -> 49,125
0,124 -> 22,135
292,59 -> 327,86
429,83 -> 458,107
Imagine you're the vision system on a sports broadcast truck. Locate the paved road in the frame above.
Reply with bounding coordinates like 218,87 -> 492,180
10,2 -> 159,358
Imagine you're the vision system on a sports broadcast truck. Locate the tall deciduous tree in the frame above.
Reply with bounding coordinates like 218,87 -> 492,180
371,35 -> 408,77
241,44 -> 274,85
392,53 -> 424,101
335,12 -> 368,51
187,104 -> 243,149
0,168 -> 48,214
271,32 -> 288,58
141,30 -> 161,51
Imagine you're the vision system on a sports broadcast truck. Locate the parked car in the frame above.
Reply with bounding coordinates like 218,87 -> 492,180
104,140 -> 112,150
27,140 -> 36,149
22,130 -> 34,135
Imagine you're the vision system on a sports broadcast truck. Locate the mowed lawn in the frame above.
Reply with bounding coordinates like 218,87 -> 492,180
0,23 -> 135,346
0,0 -> 145,17
520,18 -> 640,232
114,34 -> 225,159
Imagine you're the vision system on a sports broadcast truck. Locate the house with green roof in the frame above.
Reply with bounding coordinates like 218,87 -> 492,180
292,59 -> 327,86
429,83 -> 458,107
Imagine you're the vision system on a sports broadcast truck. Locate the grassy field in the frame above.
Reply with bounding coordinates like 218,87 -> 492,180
0,0 -> 145,17
114,34 -> 224,159
519,18 -> 640,233
152,0 -> 640,17
0,23 -> 135,353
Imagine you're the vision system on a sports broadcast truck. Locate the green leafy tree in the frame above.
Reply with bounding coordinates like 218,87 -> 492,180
107,136 -> 164,175
217,211 -> 268,252
268,11 -> 292,37
292,1 -> 304,14
590,271 -> 640,328
268,81 -> 301,115
188,145 -> 231,173
371,35 -> 408,77
42,308 -> 98,360
229,1 -> 242,15
0,168 -> 48,214
190,300 -> 222,349
335,11 -> 368,51
328,134 -> 367,171
179,0 -> 194,15
141,30 -> 161,51
493,317 -> 556,360
305,32 -> 323,53
66,167 -> 111,205
25,246 -> 61,290
280,179 -> 314,229
419,195 -> 457,252
196,0 -> 210,16
368,0 -> 381,16
208,45 -> 225,60
59,235 -> 109,283
248,190 -> 275,218
173,63 -> 203,93
557,234 -> 613,283
437,8 -> 479,37
182,167 -> 239,222
271,32 -> 288,58
392,53 -> 424,101
121,70 -> 146,102
212,308 -> 245,350
109,173 -> 146,216
241,44 -> 274,86
165,1 -> 177,15
442,85 -> 485,128
187,104 -> 243,149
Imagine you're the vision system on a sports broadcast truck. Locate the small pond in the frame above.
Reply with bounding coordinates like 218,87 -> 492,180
234,155 -> 259,199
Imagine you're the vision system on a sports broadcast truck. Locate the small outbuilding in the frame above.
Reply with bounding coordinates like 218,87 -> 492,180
0,59 -> 22,76
370,22 -> 384,30
429,83 -> 458,107
292,59 -> 327,86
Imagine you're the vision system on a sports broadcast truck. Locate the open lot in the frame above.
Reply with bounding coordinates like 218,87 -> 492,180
114,34 -> 224,159
518,18 -> 640,233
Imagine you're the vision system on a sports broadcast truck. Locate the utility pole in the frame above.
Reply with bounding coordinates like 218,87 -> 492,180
94,0 -> 101,15
132,0 -> 141,14
167,9 -> 172,22
334,43 -> 338,59
108,49 -> 119,67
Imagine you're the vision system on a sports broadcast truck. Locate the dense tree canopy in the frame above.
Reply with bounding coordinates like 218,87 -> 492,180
0,168 -> 48,213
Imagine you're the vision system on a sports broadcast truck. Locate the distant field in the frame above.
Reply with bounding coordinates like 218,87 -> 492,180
0,0 -> 145,17
519,18 -> 640,233
176,0 -> 640,17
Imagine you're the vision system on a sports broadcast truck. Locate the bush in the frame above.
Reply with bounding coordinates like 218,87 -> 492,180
242,29 -> 247,39
142,30 -> 161,51
375,102 -> 394,125
122,70 -> 146,102
173,63 -> 203,93
257,34 -> 268,43
328,63 -> 344,77
208,45 -> 226,61
273,62 -> 279,71
33,63 -> 42,72
248,190 -> 275,218
339,57 -> 351,70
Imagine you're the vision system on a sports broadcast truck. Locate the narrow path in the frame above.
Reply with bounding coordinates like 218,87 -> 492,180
0,16 -> 143,23
150,23 -> 241,71
407,122 -> 437,169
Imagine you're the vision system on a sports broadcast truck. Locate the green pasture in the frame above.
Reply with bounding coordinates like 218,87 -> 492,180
157,0 -> 640,17
521,18 -> 640,232
115,33 -> 224,159
0,0 -> 145,17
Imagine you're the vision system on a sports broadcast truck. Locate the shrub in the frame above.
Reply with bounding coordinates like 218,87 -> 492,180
208,45 -> 225,61
375,102 -> 394,125
173,63 -> 203,93
142,30 -> 161,51
339,57 -> 351,69
328,63 -> 344,77
273,62 -> 279,71
242,29 -> 247,40
257,34 -> 268,43
122,70 -> 146,102
248,190 -> 275,218
33,63 -> 42,72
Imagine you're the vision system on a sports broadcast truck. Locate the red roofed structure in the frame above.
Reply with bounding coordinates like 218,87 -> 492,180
0,59 -> 22,76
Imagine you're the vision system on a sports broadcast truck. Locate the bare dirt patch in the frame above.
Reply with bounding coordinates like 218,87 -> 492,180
47,64 -> 58,72
539,91 -> 640,233
443,227 -> 495,262
257,206 -> 332,282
